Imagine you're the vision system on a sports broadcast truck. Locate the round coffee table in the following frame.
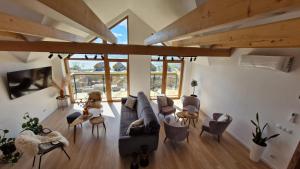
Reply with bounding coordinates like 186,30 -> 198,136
176,111 -> 198,127
89,115 -> 106,137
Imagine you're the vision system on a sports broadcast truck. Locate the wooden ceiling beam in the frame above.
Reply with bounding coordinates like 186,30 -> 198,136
0,11 -> 85,42
0,31 -> 27,41
172,18 -> 300,48
0,41 -> 231,57
38,0 -> 117,43
145,0 -> 300,45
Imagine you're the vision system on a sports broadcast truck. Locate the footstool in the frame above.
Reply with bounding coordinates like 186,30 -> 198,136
66,112 -> 81,127
89,115 -> 106,136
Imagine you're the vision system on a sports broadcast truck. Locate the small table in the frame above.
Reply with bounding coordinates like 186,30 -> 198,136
70,113 -> 93,143
176,111 -> 198,127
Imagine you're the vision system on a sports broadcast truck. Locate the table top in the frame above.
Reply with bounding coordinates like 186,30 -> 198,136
70,113 -> 93,127
176,111 -> 198,119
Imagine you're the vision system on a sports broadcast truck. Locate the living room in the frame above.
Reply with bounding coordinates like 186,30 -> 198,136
0,0 -> 299,169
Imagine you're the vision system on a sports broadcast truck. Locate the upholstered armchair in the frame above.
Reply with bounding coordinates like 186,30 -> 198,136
157,96 -> 176,117
85,91 -> 102,109
200,113 -> 232,142
163,117 -> 189,143
182,96 -> 200,113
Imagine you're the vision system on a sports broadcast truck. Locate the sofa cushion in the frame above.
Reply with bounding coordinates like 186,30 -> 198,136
162,106 -> 176,114
159,96 -> 168,107
66,112 -> 81,124
183,105 -> 199,113
120,105 -> 138,136
136,92 -> 152,119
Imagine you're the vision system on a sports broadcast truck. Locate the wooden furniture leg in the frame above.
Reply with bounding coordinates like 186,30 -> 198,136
73,125 -> 77,143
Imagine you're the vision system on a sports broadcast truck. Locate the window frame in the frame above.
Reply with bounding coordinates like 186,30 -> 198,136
150,56 -> 184,99
64,16 -> 130,102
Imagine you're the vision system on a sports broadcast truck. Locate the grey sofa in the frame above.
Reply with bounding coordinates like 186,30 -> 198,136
119,92 -> 160,156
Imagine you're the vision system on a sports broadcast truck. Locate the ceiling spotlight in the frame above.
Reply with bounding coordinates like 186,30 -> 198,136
181,57 -> 184,61
171,57 -> 174,61
190,57 -> 193,62
94,54 -> 98,59
57,54 -> 63,59
48,53 -> 53,59
194,57 -> 197,61
101,55 -> 104,60
85,54 -> 88,60
158,57 -> 160,61
67,54 -> 72,58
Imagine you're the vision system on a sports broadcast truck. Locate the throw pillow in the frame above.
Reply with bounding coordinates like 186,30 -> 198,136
159,96 -> 168,107
217,114 -> 229,122
125,96 -> 137,109
126,118 -> 144,135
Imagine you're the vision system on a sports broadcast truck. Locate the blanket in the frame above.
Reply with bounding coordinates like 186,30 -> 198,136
15,130 -> 69,156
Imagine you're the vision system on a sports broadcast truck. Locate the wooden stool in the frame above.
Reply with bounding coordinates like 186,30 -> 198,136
89,115 -> 106,137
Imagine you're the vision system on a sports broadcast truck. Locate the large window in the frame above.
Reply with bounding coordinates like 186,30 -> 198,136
65,17 -> 129,102
150,56 -> 184,99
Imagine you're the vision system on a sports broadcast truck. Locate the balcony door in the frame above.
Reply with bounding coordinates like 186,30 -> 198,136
150,56 -> 184,99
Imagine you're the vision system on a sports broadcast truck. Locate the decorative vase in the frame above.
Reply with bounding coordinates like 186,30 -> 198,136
250,141 -> 266,162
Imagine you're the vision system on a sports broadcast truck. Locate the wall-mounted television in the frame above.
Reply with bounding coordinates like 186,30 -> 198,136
7,66 -> 53,100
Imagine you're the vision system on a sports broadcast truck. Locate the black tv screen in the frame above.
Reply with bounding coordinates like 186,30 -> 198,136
7,66 -> 53,99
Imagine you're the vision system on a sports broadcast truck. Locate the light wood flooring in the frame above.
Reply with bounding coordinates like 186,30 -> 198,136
2,101 -> 270,169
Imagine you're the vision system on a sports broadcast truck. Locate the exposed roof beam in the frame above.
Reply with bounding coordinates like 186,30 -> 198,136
172,18 -> 300,48
0,11 -> 85,42
0,31 -> 27,41
37,0 -> 117,43
0,41 -> 231,57
145,0 -> 300,45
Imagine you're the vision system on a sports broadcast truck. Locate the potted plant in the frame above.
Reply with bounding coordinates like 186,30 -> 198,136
0,129 -> 21,164
250,112 -> 280,162
190,80 -> 198,97
21,113 -> 43,135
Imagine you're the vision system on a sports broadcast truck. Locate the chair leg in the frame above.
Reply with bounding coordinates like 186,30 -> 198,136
61,147 -> 71,160
32,156 -> 35,167
217,135 -> 221,143
97,125 -> 99,137
192,119 -> 196,127
92,124 -> 94,135
164,137 -> 167,143
187,135 -> 189,143
200,129 -> 204,136
103,122 -> 106,132
38,155 -> 42,169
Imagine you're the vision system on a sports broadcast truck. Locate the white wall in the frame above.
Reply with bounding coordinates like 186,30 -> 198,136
0,53 -> 62,137
189,48 -> 300,169
107,10 -> 154,97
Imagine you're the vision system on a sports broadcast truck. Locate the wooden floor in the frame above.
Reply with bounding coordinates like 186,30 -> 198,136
2,101 -> 270,169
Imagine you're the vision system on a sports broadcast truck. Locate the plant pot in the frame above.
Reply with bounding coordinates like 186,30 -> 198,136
250,141 -> 266,162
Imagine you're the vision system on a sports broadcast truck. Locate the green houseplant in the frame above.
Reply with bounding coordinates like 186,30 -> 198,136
250,112 -> 280,162
21,113 -> 43,135
0,129 -> 21,164
190,80 -> 198,97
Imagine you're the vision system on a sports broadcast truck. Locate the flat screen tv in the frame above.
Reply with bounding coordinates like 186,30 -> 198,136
7,66 -> 53,99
